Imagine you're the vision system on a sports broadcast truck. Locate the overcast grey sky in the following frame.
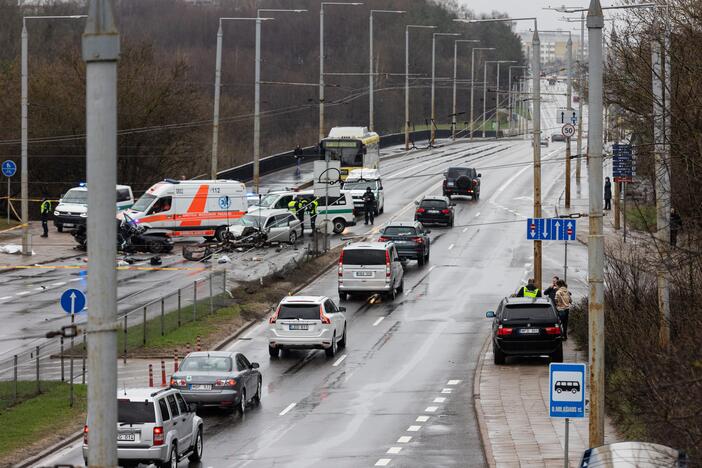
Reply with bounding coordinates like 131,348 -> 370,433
456,0 -> 582,34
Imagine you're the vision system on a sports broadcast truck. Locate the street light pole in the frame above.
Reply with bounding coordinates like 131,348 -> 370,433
369,10 -> 405,132
470,47 -> 494,140
508,66 -> 527,136
431,32 -> 460,145
495,60 -> 516,139
532,26 -> 543,288
483,60 -> 490,138
566,35 -> 573,208
452,40 -> 480,140
82,0 -> 119,464
21,14 -> 86,256
405,25 -> 437,150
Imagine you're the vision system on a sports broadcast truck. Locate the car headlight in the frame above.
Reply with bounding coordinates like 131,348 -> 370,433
53,211 -> 59,216
80,212 -> 87,218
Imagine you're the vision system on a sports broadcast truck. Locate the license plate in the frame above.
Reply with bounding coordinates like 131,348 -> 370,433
117,433 -> 136,442
355,271 -> 374,277
190,384 -> 212,391
428,210 -> 439,214
289,324 -> 309,330
519,328 -> 540,334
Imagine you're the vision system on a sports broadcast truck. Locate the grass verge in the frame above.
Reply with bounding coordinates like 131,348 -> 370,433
0,382 -> 86,466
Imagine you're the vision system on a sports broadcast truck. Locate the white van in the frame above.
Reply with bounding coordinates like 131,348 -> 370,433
337,241 -> 404,301
342,168 -> 384,215
54,184 -> 133,232
123,179 -> 247,240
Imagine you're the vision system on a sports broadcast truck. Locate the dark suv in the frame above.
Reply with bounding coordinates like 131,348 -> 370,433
486,297 -> 563,365
443,167 -> 481,200
414,196 -> 454,227
378,221 -> 431,266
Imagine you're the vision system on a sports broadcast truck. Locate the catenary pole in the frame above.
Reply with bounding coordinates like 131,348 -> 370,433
566,35 -> 573,208
532,27 -> 543,289
470,47 -> 494,140
483,61 -> 489,138
577,11 -> 585,181
452,40 -> 479,140
83,0 -> 119,464
586,0 -> 605,448
405,25 -> 436,150
211,22 -> 223,180
431,33 -> 460,145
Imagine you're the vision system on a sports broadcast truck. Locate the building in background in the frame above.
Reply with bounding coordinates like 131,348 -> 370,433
519,31 -> 588,69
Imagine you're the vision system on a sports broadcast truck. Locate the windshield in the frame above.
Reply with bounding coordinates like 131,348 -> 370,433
343,180 -> 379,191
231,214 -> 263,228
255,194 -> 279,208
325,146 -> 362,167
62,189 -> 88,205
278,304 -> 321,320
131,193 -> 156,212
179,356 -> 232,372
383,226 -> 417,237
118,400 -> 156,424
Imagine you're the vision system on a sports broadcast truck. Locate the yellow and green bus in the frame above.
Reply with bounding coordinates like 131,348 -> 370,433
320,127 -> 380,180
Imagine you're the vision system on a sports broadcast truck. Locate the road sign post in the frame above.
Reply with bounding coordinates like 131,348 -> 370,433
2,160 -> 17,225
60,288 -> 85,408
550,362 -> 586,467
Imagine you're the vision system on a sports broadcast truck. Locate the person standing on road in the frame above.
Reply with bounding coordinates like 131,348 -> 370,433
516,278 -> 542,298
294,145 -> 303,177
308,198 -> 318,234
543,276 -> 559,304
670,208 -> 683,247
362,187 -> 375,225
40,197 -> 52,238
555,279 -> 572,340
297,198 -> 307,235
604,177 -> 612,210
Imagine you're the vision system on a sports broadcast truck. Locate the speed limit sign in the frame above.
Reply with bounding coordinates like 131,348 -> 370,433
561,123 -> 576,139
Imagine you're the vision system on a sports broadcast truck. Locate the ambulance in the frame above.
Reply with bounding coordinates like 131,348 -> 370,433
123,179 -> 247,240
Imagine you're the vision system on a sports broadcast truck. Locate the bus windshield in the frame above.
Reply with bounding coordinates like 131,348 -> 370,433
323,140 -> 362,167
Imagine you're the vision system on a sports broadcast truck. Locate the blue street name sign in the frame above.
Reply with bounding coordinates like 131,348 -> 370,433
527,218 -> 576,241
2,160 -> 17,178
612,144 -> 635,178
60,288 -> 86,315
549,362 -> 586,418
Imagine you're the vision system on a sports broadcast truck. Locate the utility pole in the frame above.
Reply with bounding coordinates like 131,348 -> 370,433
405,25 -> 436,150
565,35 -> 573,209
211,21 -> 223,180
470,47 -> 494,141
495,61 -> 516,139
20,23 -> 28,256
586,0 -> 605,448
482,61 -> 489,138
431,32 -> 460,146
532,27 -> 543,289
577,11 -> 585,182
83,0 -> 119,464
452,40 -> 480,140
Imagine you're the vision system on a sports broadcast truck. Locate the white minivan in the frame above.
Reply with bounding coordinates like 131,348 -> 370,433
53,184 -> 133,232
337,241 -> 404,301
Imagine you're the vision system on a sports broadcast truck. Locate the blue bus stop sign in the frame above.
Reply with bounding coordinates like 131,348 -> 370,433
549,362 -> 586,418
60,289 -> 86,315
2,160 -> 16,178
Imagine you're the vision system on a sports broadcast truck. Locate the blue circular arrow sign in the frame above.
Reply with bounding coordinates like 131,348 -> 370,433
60,289 -> 86,315
2,160 -> 16,178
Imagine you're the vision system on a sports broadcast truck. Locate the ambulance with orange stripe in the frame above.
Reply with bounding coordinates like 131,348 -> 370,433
122,179 -> 247,240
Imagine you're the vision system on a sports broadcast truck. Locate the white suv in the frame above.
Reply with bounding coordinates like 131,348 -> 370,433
268,295 -> 347,358
83,387 -> 204,468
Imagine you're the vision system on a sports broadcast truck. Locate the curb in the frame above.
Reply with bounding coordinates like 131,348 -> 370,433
473,333 -> 496,468
213,319 -> 257,351
13,430 -> 83,468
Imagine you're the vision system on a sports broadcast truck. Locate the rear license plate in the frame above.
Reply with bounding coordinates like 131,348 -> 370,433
354,271 -> 374,277
117,433 -> 136,442
190,384 -> 212,391
428,210 -> 439,214
519,328 -> 540,334
289,324 -> 309,330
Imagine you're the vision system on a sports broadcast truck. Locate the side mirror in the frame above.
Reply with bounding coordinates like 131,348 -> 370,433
414,201 -> 419,206
338,306 -> 347,312
250,362 -> 260,369
485,311 -> 496,318
477,173 -> 482,178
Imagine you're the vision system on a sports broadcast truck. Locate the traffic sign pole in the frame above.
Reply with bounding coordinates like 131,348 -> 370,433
6,177 -> 10,224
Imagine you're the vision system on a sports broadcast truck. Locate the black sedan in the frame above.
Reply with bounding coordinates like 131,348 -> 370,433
170,351 -> 262,415
486,297 -> 563,364
378,221 -> 431,266
414,196 -> 454,227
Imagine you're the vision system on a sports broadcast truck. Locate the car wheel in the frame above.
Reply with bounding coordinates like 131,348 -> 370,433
325,333 -> 338,358
387,286 -> 397,301
238,390 -> 246,416
338,325 -> 347,349
147,239 -> 166,254
159,444 -> 177,468
397,279 -> 404,293
449,217 -> 454,227
288,231 -> 298,245
493,345 -> 506,365
332,218 -> 346,234
417,255 -> 425,267
268,345 -> 279,358
56,224 -> 63,233
379,205 -> 384,214
551,346 -> 564,363
215,226 -> 229,242
253,378 -> 262,405
338,290 -> 348,301
188,428 -> 203,462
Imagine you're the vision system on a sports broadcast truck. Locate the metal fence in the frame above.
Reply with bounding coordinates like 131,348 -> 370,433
0,269 -> 229,407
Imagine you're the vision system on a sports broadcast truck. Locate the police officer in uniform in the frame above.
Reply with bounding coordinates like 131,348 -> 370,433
516,278 -> 542,297
308,198 -> 319,234
40,197 -> 52,238
362,187 -> 375,225
297,198 -> 308,235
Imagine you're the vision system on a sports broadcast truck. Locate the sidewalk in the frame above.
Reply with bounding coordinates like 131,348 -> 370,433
475,339 -> 620,467
0,223 -> 82,268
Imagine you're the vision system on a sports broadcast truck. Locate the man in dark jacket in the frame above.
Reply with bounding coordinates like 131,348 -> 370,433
543,275 -> 560,304
293,145 -> 303,176
362,187 -> 375,225
40,197 -> 52,238
604,177 -> 612,210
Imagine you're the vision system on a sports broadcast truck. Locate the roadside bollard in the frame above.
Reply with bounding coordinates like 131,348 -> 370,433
173,350 -> 179,373
160,360 -> 166,387
148,364 -> 154,388
196,336 -> 202,352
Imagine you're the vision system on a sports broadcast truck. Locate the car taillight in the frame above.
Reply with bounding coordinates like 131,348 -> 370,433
83,425 -> 89,445
440,209 -> 450,215
412,236 -> 424,244
378,236 -> 389,242
416,208 -> 425,214
320,304 -> 331,324
269,305 -> 280,324
216,378 -> 237,387
170,378 -> 186,387
153,427 -> 164,446
545,326 -> 561,335
385,250 -> 391,280
338,250 -> 344,278
497,326 -> 513,336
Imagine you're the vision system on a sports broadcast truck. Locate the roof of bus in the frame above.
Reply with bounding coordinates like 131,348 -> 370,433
324,127 -> 379,144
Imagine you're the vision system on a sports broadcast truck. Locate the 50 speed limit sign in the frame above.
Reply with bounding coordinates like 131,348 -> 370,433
561,123 -> 576,138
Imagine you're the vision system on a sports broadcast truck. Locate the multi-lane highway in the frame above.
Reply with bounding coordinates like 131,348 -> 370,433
35,84 -> 588,467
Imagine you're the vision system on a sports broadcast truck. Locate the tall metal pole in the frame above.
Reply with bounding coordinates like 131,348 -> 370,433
470,48 -> 476,140
576,12 -> 585,181
253,18 -> 262,190
83,0 -> 119,464
211,22 -> 222,180
508,67 -> 512,136
565,35 -> 573,208
369,12 -> 374,131
20,22 -> 29,255
586,0 -> 605,448
496,62 -> 501,139
532,27 -> 543,289
432,33 -> 460,145
452,41 -> 458,140
405,27 -> 410,150
482,61 -> 488,138
319,4 -> 325,141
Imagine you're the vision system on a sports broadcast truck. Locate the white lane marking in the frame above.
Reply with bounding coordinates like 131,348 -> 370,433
425,406 -> 438,413
50,282 -> 66,287
416,415 -> 430,422
279,402 -> 296,416
16,291 -> 31,296
332,354 -> 347,367
387,447 -> 402,454
475,212 -> 481,217
0,296 -> 12,301
372,316 -> 385,327
33,287 -> 45,291
433,397 -> 446,403
441,388 -> 453,394
448,243 -> 455,250
375,459 -> 391,466
397,436 -> 412,443
69,278 -> 82,282
462,227 -> 468,233
447,379 -> 462,385
407,425 -> 421,432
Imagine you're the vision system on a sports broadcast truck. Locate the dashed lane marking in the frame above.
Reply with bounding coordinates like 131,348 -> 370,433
416,415 -> 429,422
0,296 -> 11,301
407,425 -> 421,432
50,282 -> 66,287
332,354 -> 347,367
372,316 -> 385,327
397,436 -> 412,443
375,459 -> 391,466
447,379 -> 462,385
279,402 -> 296,416
441,388 -> 453,394
425,406 -> 438,413
387,447 -> 402,455
16,291 -> 31,296
433,397 -> 446,403
448,243 -> 455,250
462,227 -> 468,233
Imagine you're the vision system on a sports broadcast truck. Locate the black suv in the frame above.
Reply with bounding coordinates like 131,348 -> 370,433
378,221 -> 431,266
486,297 -> 563,365
443,167 -> 481,200
414,196 -> 454,227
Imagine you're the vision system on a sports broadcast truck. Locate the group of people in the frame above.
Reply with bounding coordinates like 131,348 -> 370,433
516,276 -> 572,340
287,197 -> 318,235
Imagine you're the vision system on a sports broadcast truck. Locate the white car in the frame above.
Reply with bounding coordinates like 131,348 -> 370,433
267,295 -> 347,358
